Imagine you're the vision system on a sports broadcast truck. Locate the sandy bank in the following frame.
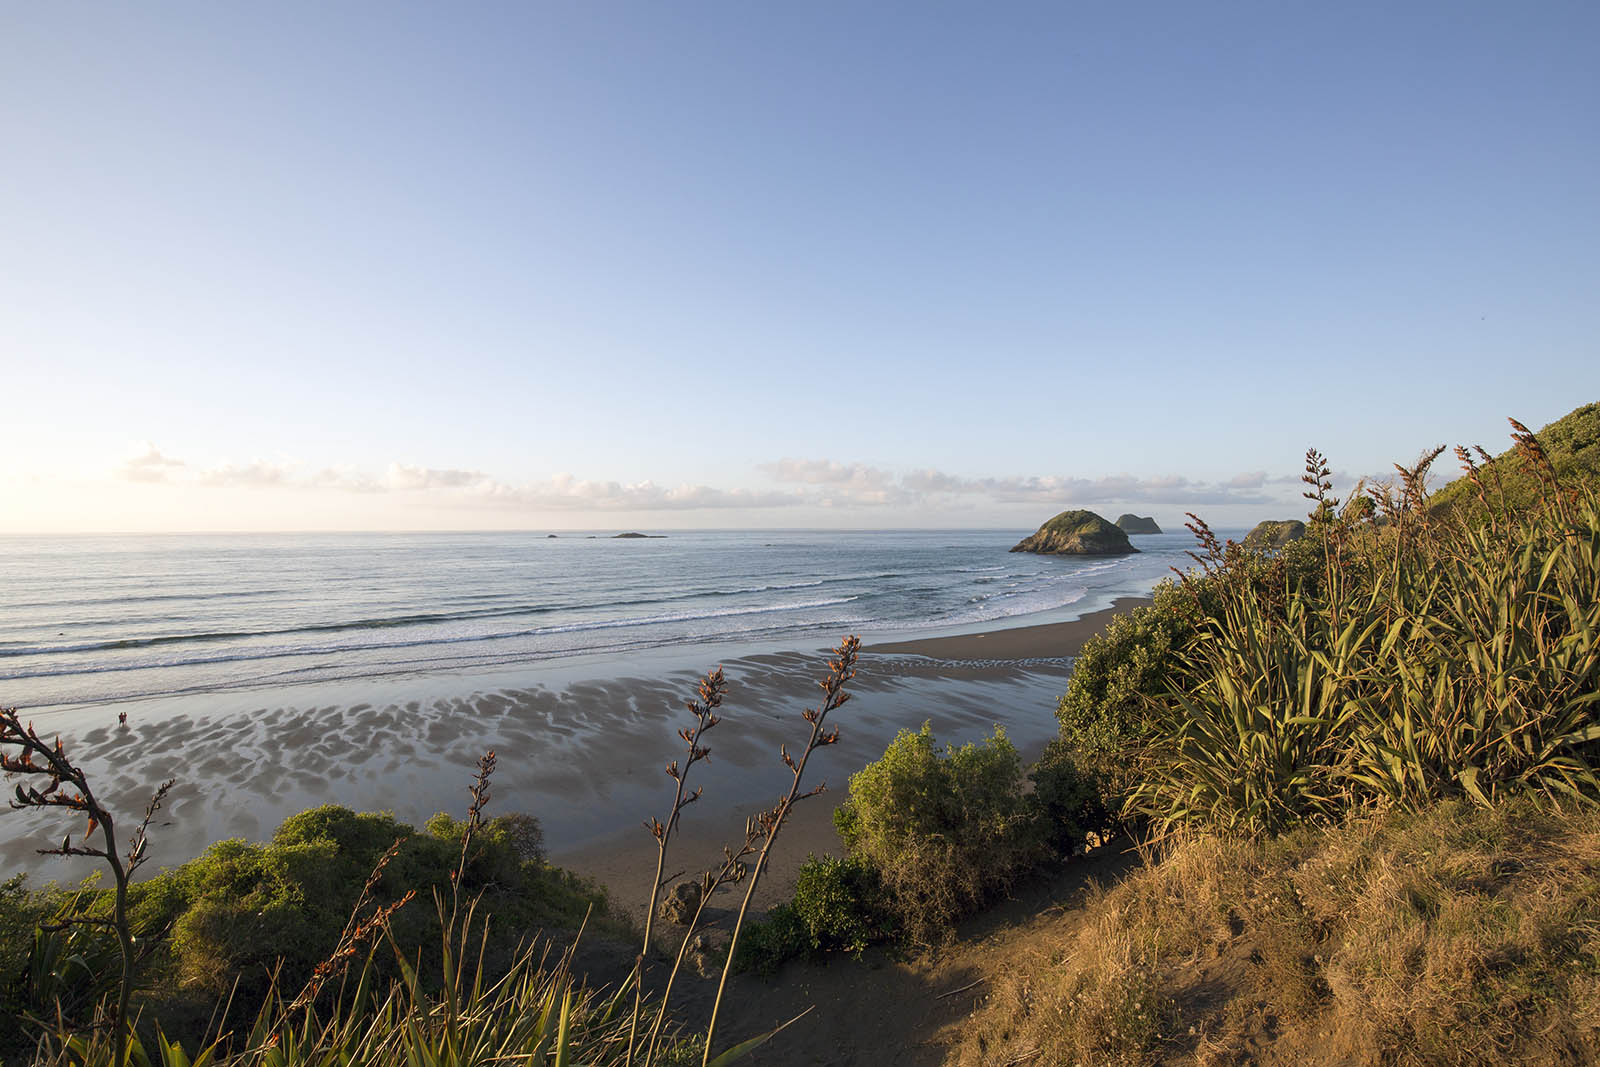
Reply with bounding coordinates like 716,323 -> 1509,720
866,596 -> 1149,661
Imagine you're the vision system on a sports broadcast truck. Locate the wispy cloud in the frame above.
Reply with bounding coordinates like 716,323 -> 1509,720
118,443 -> 186,483
476,474 -> 803,511
835,464 -> 1287,508
384,463 -> 490,491
760,458 -> 896,488
195,461 -> 295,488
109,445 -> 1304,515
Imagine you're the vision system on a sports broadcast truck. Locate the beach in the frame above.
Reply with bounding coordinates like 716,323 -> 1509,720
556,598 -> 1147,925
3,597 -> 1147,934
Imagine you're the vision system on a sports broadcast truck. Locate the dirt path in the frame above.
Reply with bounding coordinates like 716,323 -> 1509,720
642,842 -> 1142,1066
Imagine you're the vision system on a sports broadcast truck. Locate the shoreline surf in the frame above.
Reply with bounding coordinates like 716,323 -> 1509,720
1,529 -> 1199,711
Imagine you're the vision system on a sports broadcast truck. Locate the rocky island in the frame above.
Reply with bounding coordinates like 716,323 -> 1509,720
1011,510 -> 1138,555
1243,519 -> 1306,548
1115,514 -> 1162,535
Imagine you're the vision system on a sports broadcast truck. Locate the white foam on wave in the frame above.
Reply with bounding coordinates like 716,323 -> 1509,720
6,595 -> 862,681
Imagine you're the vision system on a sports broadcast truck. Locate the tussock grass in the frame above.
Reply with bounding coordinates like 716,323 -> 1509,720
954,799 -> 1600,1066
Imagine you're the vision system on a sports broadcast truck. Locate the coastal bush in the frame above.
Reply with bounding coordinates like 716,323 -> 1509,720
834,722 -> 1037,942
1054,579 -> 1202,791
158,804 -> 606,1003
1027,738 -> 1110,856
732,856 -> 893,976
790,854 -> 894,955
736,739 -> 1100,974
0,802 -> 610,1061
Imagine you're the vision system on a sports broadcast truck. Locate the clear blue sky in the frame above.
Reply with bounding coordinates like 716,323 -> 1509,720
3,2 -> 1596,531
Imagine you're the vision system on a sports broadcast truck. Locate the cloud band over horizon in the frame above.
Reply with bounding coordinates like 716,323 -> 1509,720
110,443 -> 1307,516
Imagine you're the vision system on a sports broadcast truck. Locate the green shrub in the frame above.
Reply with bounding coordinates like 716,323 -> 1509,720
732,903 -> 810,977
740,738 -> 1103,967
1027,739 -> 1109,856
0,802 -> 606,1059
1054,580 -> 1202,793
164,807 -> 459,999
834,723 -> 1036,942
790,854 -> 894,955
731,854 -> 894,976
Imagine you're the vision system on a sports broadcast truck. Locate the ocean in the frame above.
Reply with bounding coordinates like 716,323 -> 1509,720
2,527 -> 1219,878
0,528 -> 1201,711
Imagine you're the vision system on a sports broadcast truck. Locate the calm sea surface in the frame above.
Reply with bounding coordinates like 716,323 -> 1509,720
0,529 -> 1206,710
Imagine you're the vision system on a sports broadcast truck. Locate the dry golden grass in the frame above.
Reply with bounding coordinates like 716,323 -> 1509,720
951,799 -> 1600,1066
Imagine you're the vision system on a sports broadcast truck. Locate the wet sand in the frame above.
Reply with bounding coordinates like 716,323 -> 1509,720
544,597 -> 1149,927
2,599 -> 1149,931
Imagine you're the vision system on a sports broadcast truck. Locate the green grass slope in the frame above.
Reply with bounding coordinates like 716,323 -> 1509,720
1431,401 -> 1600,516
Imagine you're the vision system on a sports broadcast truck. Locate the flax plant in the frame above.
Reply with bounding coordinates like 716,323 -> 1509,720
701,636 -> 859,1066
1131,576 -> 1368,837
641,817 -> 766,1065
1133,418 -> 1600,838
2,707 -> 173,1066
626,668 -> 726,1067
1347,487 -> 1600,808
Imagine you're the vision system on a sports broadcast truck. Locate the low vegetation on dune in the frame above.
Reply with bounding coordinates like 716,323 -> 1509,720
735,724 -> 1105,971
0,746 -> 627,1065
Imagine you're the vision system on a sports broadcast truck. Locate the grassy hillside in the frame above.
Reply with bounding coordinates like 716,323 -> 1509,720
1431,401 -> 1600,516
997,408 -> 1600,1063
954,799 -> 1600,1066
